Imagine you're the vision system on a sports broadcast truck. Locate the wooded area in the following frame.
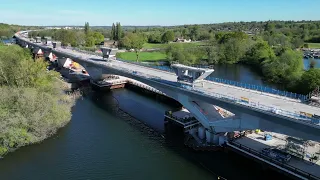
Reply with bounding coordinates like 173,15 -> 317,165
0,44 -> 74,157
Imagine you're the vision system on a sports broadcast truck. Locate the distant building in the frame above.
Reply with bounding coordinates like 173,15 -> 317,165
103,39 -> 118,48
175,38 -> 192,43
63,27 -> 72,30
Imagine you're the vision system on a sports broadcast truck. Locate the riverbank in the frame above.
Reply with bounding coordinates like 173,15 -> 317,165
0,80 -> 77,158
0,44 -> 79,157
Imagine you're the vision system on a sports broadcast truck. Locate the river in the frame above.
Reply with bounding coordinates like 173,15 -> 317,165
0,64 -> 291,180
304,58 -> 320,69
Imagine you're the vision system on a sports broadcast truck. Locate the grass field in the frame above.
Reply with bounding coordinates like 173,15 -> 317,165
142,41 -> 205,49
116,51 -> 167,61
308,43 -> 320,49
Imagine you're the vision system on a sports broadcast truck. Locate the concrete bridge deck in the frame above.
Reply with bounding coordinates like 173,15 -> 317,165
54,46 -> 320,123
15,33 -> 320,141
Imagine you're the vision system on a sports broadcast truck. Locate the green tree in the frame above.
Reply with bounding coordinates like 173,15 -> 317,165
182,28 -> 189,39
148,33 -> 162,43
244,39 -> 275,66
302,29 -> 309,41
205,40 -> 219,64
53,29 -> 77,46
298,69 -> 320,94
0,44 -> 74,157
116,22 -> 123,41
111,23 -> 116,40
218,38 -> 250,64
264,22 -> 275,32
85,36 -> 95,47
161,31 -> 175,43
84,22 -> 90,36
165,44 -> 199,65
262,49 -> 303,85
92,32 -> 104,44
189,25 -> 200,40
75,31 -> 86,46
291,37 -> 304,49
121,33 -> 146,61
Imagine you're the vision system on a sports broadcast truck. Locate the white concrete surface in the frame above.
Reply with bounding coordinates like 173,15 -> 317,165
47,46 -> 320,122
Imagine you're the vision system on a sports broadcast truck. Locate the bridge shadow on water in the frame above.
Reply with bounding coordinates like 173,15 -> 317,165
88,88 -> 292,180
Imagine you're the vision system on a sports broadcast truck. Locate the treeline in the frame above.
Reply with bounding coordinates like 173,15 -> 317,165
139,20 -> 320,43
165,30 -> 320,94
26,20 -> 320,48
102,20 -> 320,44
28,22 -> 104,47
0,23 -> 22,40
0,44 -> 74,157
0,23 -> 40,40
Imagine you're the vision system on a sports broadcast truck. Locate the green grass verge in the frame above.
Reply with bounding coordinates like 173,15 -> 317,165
116,51 -> 167,61
308,43 -> 320,49
142,41 -> 205,49
142,43 -> 168,49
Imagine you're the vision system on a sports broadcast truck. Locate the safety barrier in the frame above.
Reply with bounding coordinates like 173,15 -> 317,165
228,141 -> 320,180
205,77 -> 309,101
116,58 -> 175,73
192,86 -> 320,126
130,68 -> 319,125
63,46 -> 102,57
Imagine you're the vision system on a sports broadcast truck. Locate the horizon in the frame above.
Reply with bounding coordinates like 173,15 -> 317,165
1,0 -> 320,26
4,20 -> 320,28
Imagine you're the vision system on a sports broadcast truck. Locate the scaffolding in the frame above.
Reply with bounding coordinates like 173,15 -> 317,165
284,137 -> 306,159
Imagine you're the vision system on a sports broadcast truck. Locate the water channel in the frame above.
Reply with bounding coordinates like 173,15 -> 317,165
0,64 -> 295,180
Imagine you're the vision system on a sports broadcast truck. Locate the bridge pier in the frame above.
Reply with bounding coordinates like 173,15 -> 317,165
44,51 -> 56,61
32,47 -> 44,59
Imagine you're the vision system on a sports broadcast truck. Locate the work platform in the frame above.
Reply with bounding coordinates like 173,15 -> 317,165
230,131 -> 320,179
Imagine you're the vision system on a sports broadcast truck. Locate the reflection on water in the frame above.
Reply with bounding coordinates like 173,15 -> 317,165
304,58 -> 320,69
211,64 -> 284,89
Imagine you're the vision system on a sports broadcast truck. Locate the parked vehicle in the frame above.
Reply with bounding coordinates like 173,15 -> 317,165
261,148 -> 291,163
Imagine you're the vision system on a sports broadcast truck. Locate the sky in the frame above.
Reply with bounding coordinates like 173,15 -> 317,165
0,0 -> 319,26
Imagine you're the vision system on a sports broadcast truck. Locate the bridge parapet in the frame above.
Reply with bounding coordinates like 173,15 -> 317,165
192,86 -> 320,126
206,77 -> 310,102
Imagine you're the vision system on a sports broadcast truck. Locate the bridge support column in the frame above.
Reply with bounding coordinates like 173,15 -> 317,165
32,47 -> 44,60
80,62 -> 104,81
44,51 -> 55,61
